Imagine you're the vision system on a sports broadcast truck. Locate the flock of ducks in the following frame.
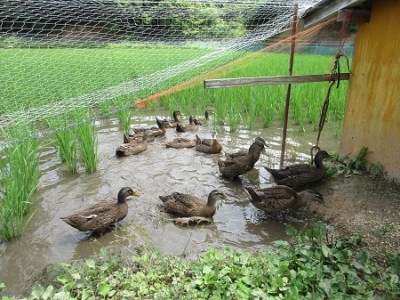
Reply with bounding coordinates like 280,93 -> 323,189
61,110 -> 330,234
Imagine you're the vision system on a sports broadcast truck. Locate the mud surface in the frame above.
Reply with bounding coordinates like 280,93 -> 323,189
0,111 -> 398,296
312,174 -> 400,262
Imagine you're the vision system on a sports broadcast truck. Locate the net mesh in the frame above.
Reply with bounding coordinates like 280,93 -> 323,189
1,0 -> 323,140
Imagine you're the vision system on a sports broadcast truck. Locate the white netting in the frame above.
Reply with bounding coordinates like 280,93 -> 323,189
0,0 -> 322,132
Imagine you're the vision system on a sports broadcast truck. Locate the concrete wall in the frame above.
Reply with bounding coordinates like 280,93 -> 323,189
339,0 -> 400,180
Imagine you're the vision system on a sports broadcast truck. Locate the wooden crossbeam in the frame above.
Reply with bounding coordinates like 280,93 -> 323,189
204,73 -> 350,89
302,0 -> 368,28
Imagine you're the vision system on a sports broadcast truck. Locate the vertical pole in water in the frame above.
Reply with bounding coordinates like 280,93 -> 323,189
280,0 -> 298,168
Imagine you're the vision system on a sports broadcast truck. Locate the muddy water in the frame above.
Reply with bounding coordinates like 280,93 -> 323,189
0,111 -> 339,296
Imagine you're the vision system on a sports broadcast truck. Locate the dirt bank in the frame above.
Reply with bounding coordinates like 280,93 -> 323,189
309,174 -> 400,263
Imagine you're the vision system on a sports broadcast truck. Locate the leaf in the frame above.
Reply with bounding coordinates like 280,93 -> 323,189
86,259 -> 96,269
203,265 -> 212,274
42,285 -> 55,300
318,279 -> 332,295
273,240 -> 289,247
98,283 -> 111,297
321,244 -> 331,258
57,274 -> 68,284
81,290 -> 90,300
31,285 -> 44,298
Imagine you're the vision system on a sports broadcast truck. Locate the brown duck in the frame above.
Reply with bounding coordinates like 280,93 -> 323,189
264,150 -> 330,190
116,132 -> 149,156
244,185 -> 323,212
191,110 -> 210,126
195,132 -> 222,154
176,116 -> 197,132
160,110 -> 181,128
165,137 -> 196,148
218,137 -> 268,179
60,187 -> 140,233
159,189 -> 228,217
224,149 -> 248,160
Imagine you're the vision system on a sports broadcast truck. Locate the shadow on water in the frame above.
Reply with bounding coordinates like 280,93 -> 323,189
0,111 -> 340,296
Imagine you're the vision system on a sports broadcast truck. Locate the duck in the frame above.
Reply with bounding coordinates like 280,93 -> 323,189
123,130 -> 156,143
116,132 -> 149,156
176,116 -> 197,132
264,150 -> 330,190
60,187 -> 140,233
161,110 -> 181,128
224,149 -> 248,160
195,132 -> 223,154
218,137 -> 268,179
165,137 -> 196,148
159,189 -> 228,218
244,185 -> 323,212
135,120 -> 166,139
194,109 -> 211,125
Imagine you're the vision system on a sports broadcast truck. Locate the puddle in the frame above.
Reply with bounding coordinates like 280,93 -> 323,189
0,111 -> 340,296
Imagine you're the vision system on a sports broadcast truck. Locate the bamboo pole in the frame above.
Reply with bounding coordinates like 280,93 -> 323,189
280,0 -> 298,168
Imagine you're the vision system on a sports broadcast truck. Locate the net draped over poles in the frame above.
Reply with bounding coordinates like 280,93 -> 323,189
0,0 -> 321,137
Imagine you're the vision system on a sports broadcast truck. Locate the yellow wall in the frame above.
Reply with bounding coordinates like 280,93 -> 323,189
340,0 -> 400,180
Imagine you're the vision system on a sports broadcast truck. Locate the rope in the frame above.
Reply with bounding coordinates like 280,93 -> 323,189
311,12 -> 352,164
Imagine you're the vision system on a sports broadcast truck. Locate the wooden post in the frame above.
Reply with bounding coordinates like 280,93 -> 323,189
280,0 -> 298,168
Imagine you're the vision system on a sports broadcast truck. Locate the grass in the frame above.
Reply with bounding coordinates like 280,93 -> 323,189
0,128 -> 41,241
3,223 -> 398,299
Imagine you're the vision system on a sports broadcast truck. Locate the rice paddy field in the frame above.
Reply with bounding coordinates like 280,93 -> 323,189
0,46 -> 351,295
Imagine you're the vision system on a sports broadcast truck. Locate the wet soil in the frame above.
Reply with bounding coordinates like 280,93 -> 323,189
311,174 -> 400,263
0,112 -> 399,296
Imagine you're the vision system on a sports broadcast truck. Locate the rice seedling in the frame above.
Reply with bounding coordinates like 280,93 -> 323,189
0,129 -> 40,241
227,99 -> 242,132
54,128 -> 78,173
118,108 -> 133,135
157,52 -> 349,133
260,101 -> 276,128
47,117 -> 78,173
244,98 -> 259,129
75,111 -> 98,174
77,122 -> 98,174
213,91 -> 227,126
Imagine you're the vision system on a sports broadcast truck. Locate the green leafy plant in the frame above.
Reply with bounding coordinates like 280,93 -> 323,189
7,223 -> 398,299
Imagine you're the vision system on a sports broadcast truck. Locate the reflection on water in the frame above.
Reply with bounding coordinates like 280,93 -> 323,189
0,111 -> 340,296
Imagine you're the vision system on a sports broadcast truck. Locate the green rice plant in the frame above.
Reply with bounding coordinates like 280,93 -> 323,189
75,112 -> 98,174
0,132 -> 40,241
118,108 -> 133,135
227,99 -> 242,132
260,102 -> 276,128
213,92 -> 226,125
77,123 -> 98,174
54,128 -> 78,173
244,98 -> 258,129
308,100 -> 322,131
47,118 -> 78,173
291,95 -> 305,131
